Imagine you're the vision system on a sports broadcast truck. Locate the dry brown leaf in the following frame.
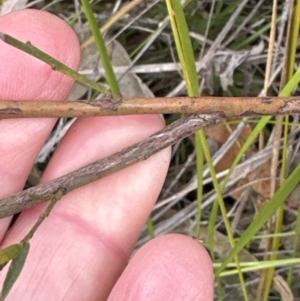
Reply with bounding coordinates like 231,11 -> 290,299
205,123 -> 275,203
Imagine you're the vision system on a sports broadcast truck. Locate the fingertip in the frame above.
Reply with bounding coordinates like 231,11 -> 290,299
0,8 -> 81,188
0,9 -> 80,100
1,114 -> 172,300
108,234 -> 214,301
0,9 -> 80,236
38,114 -> 171,248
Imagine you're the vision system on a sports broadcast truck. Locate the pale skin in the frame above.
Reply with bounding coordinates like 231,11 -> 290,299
0,9 -> 214,301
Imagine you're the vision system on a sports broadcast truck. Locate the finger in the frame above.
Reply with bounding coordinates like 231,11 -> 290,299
108,234 -> 214,301
0,9 -> 80,238
2,115 -> 171,300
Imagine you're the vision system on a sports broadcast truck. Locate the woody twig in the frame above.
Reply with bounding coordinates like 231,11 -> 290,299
1,95 -> 300,218
0,96 -> 300,118
0,112 -> 224,218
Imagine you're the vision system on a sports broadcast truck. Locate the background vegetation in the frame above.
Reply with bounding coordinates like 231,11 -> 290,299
1,0 -> 300,300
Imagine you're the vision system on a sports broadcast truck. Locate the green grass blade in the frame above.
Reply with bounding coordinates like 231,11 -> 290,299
287,204 -> 300,284
220,66 -> 300,193
221,116 -> 271,189
216,67 -> 300,276
165,0 -> 199,96
280,67 -> 300,96
0,243 -> 30,301
0,33 -> 109,95
195,131 -> 204,239
216,162 -> 300,276
216,257 -> 300,276
0,244 -> 23,267
81,0 -> 120,95
200,131 -> 249,301
284,2 -> 300,288
165,1 -> 249,298
146,217 -> 155,239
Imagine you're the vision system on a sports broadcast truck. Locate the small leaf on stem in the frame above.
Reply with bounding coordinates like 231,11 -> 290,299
0,243 -> 30,301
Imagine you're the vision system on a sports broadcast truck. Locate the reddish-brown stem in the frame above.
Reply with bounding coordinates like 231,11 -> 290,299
0,96 -> 299,119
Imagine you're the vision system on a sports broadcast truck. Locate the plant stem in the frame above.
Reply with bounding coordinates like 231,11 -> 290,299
0,96 -> 299,118
81,0 -> 120,95
0,113 -> 225,218
0,33 -> 109,95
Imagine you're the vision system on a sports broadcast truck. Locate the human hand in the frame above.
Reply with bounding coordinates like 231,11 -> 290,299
0,9 -> 213,301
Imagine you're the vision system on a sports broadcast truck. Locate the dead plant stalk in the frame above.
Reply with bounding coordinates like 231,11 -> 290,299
0,96 -> 300,118
0,96 -> 299,219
